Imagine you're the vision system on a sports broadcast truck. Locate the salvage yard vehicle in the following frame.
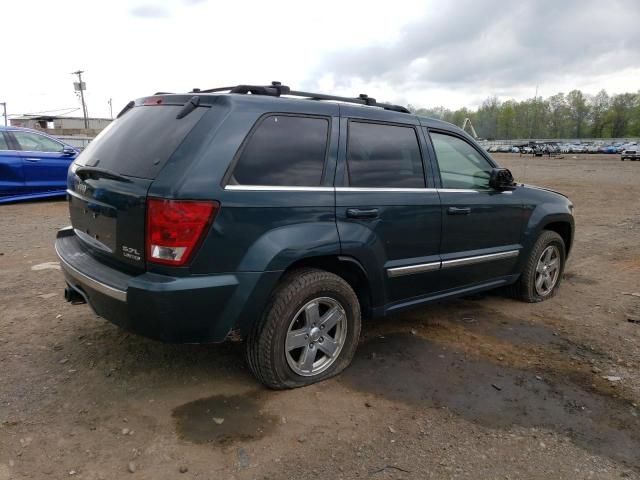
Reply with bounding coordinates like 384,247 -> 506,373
55,82 -> 575,389
621,147 -> 639,161
0,126 -> 79,203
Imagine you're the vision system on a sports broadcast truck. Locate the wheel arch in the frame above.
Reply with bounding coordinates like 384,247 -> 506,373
542,220 -> 573,257
541,220 -> 573,257
280,255 -> 374,319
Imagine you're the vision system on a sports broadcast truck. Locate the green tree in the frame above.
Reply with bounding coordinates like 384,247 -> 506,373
475,97 -> 500,139
589,90 -> 610,138
409,88 -> 640,140
606,93 -> 636,137
566,90 -> 590,138
547,93 -> 569,138
497,100 -> 517,138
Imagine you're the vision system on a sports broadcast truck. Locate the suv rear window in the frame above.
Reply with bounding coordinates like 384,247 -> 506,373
74,105 -> 207,179
229,115 -> 329,186
347,121 -> 425,188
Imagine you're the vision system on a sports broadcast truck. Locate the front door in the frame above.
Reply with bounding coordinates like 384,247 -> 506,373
11,130 -> 75,193
427,129 -> 524,291
336,112 -> 441,311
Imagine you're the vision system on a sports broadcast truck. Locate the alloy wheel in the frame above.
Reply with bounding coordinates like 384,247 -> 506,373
535,245 -> 561,296
285,297 -> 348,377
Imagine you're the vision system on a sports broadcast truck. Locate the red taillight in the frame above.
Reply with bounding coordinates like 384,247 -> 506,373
145,198 -> 219,266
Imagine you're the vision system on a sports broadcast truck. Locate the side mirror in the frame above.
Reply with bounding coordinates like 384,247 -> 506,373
62,146 -> 77,156
489,168 -> 516,191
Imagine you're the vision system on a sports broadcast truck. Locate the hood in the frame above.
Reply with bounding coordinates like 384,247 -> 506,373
521,183 -> 569,200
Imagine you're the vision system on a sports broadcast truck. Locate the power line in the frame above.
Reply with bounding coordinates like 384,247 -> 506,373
7,107 -> 80,117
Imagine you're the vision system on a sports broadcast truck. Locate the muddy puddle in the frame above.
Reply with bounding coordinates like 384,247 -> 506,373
343,332 -> 640,468
172,392 -> 277,445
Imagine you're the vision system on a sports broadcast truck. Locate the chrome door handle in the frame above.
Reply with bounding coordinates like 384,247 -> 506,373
346,208 -> 379,219
24,157 -> 40,162
447,207 -> 471,215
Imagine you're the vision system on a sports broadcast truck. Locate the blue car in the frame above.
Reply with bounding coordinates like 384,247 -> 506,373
0,126 -> 79,203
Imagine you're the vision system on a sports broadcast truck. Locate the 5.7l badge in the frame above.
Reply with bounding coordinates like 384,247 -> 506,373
122,245 -> 141,261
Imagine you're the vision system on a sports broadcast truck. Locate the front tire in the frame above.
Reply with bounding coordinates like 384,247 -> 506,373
246,268 -> 361,389
508,230 -> 566,303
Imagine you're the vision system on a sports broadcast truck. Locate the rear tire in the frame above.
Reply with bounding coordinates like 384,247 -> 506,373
246,268 -> 361,389
507,230 -> 566,303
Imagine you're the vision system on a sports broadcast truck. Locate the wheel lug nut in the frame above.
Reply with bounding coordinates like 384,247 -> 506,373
304,335 -> 309,339
319,337 -> 324,342
320,325 -> 324,329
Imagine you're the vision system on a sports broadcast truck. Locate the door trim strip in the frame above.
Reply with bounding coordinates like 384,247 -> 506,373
224,185 -> 334,192
387,249 -> 519,277
387,261 -> 441,278
440,249 -> 519,269
336,187 -> 437,193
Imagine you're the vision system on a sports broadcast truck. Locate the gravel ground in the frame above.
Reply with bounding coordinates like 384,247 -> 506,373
1,153 -> 639,479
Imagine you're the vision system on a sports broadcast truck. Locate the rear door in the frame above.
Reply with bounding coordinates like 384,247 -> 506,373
0,132 -> 25,197
427,129 -> 524,290
336,108 -> 441,310
68,101 -> 210,271
12,130 -> 74,193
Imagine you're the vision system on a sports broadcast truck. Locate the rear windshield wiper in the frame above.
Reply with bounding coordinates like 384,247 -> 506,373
117,100 -> 135,118
176,95 -> 200,119
75,166 -> 131,183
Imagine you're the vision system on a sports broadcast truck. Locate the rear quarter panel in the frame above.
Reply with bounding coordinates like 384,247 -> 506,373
149,96 -> 342,275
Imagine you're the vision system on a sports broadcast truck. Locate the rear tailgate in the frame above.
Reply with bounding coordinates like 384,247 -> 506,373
68,100 -> 209,270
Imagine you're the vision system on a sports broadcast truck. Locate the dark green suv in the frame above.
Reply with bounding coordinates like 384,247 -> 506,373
56,82 -> 574,389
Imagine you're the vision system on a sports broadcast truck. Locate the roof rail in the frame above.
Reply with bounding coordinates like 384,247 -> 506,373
191,81 -> 410,114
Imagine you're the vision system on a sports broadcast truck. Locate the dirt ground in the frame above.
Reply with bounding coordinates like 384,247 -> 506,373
1,153 -> 639,480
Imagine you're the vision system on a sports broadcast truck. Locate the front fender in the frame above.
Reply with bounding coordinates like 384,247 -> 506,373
522,206 -> 574,260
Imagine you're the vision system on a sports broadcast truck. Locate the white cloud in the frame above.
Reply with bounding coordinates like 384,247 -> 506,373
1,0 -> 638,119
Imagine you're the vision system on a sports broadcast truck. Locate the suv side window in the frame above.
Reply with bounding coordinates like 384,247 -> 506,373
430,132 -> 492,190
0,133 -> 9,150
12,131 -> 64,153
347,121 -> 425,188
230,115 -> 329,186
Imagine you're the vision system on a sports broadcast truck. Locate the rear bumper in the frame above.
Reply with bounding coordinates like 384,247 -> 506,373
55,227 -> 279,343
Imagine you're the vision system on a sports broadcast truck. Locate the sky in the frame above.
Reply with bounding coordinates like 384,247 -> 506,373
1,0 -> 639,120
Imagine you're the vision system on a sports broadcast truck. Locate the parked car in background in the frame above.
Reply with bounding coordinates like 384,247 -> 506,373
0,126 -> 79,203
586,144 -> 600,153
621,147 -> 639,161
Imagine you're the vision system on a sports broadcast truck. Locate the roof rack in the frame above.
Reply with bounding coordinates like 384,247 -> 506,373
190,81 -> 410,114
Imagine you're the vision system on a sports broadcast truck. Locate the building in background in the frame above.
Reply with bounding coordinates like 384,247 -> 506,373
9,115 -> 112,149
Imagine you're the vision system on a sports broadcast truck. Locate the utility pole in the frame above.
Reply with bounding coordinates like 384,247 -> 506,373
0,102 -> 6,126
108,98 -> 113,119
72,70 -> 89,129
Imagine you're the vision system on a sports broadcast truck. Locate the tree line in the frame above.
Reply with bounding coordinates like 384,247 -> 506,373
410,90 -> 640,140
